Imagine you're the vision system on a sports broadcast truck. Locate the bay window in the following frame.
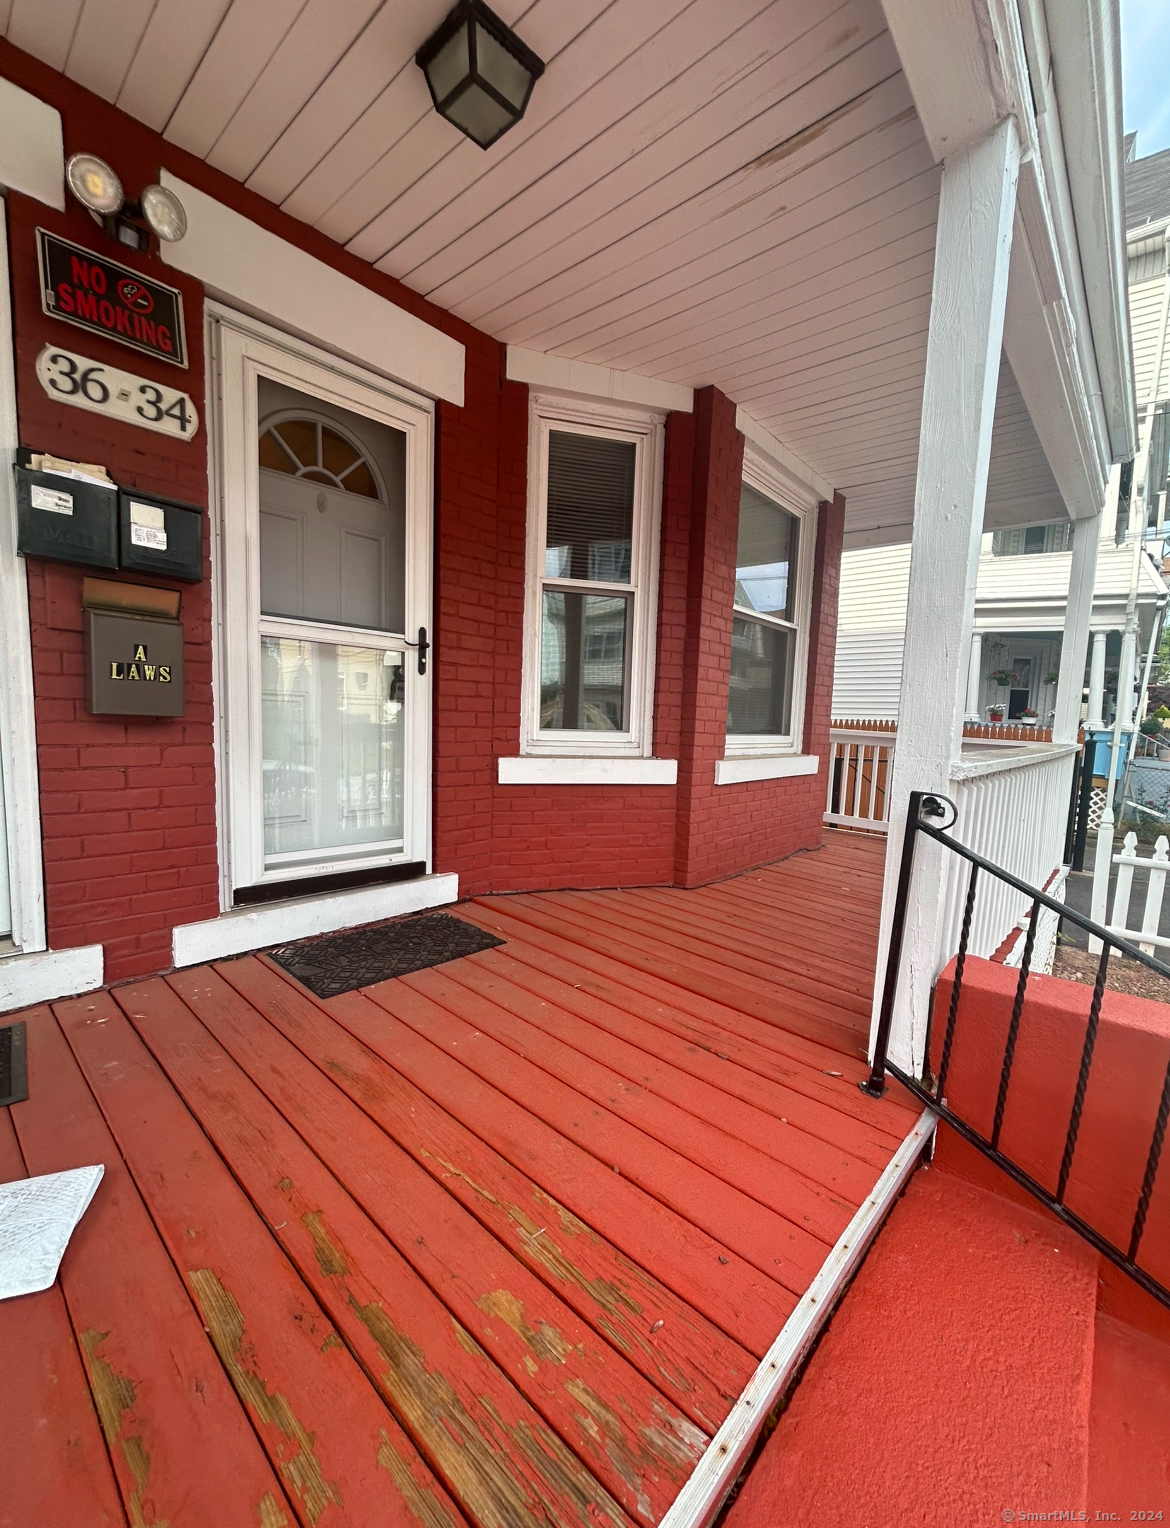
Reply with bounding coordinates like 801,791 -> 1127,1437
521,396 -> 663,756
724,456 -> 815,758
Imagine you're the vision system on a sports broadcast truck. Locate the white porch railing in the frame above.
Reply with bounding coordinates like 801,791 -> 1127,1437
1101,832 -> 1170,956
936,744 -> 1079,964
824,729 -> 894,830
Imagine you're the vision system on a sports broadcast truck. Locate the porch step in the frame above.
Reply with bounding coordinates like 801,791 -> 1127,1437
724,1167 -> 1099,1526
1088,1312 -> 1170,1504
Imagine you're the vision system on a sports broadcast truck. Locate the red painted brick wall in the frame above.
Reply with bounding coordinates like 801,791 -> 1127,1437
671,388 -> 845,888
0,41 -> 846,981
6,184 -> 215,982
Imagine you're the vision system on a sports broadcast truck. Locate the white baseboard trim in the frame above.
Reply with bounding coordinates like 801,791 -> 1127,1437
172,872 -> 459,969
656,1108 -> 937,1528
498,756 -> 678,786
0,943 -> 104,1014
715,753 -> 819,785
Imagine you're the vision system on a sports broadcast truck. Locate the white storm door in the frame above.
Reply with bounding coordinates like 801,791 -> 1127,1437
210,307 -> 433,902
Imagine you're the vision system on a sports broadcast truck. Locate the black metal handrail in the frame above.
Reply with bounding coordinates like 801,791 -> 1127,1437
865,789 -> 1170,1310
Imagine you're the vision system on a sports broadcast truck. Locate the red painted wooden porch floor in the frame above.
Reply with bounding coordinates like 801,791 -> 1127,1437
2,831 -> 918,1528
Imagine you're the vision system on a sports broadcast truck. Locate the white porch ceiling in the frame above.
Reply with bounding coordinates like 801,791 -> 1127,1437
4,0 -> 1064,543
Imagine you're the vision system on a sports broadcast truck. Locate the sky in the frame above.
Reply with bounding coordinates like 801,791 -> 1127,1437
1122,0 -> 1170,159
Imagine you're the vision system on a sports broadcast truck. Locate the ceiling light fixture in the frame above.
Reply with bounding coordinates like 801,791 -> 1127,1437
416,0 -> 544,150
65,154 -> 187,250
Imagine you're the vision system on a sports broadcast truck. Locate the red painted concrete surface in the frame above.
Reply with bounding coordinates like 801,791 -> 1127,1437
932,957 -> 1170,1292
727,1167 -> 1100,1527
1,40 -> 845,986
1089,1312 -> 1170,1505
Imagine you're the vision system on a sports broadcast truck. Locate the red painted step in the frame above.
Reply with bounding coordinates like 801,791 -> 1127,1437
726,1167 -> 1098,1527
1088,1313 -> 1170,1509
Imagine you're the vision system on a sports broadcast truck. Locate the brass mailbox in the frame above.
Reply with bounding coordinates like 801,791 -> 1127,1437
85,607 -> 184,716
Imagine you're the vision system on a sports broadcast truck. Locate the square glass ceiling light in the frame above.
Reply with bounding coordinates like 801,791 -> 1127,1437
416,0 -> 545,149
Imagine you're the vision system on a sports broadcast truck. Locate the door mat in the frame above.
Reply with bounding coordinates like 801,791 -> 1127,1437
0,1022 -> 28,1108
268,912 -> 504,999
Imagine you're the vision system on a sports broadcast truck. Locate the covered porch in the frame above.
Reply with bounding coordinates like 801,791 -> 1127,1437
1,832 -> 921,1528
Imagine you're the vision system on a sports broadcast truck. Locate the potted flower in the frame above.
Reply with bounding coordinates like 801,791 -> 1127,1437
1020,707 -> 1039,725
987,668 -> 1015,725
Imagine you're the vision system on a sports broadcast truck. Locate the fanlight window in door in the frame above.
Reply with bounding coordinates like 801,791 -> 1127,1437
257,386 -> 408,870
259,416 -> 380,499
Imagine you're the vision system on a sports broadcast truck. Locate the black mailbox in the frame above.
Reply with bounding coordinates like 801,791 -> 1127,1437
118,490 -> 203,582
15,464 -> 118,569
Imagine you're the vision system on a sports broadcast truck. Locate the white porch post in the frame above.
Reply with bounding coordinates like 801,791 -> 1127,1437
964,632 -> 984,722
1086,630 -> 1108,731
872,118 -> 1021,1077
1053,512 -> 1102,743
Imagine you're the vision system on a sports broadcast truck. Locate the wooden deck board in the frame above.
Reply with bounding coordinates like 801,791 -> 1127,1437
311,977 -> 800,1355
446,926 -> 908,1144
420,956 -> 876,1212
0,831 -> 913,1528
359,972 -> 834,1292
0,1109 -> 128,1528
451,946 -> 898,1172
216,953 -> 754,1430
157,964 -> 706,1522
58,988 -> 477,1528
11,1006 -> 293,1528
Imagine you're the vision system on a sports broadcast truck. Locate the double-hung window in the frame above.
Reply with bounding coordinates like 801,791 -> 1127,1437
522,396 -> 663,756
725,457 -> 815,756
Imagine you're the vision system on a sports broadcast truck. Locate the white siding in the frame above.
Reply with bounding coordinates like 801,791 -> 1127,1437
836,543 -> 912,630
833,544 -> 910,718
832,631 -> 905,719
1131,276 -> 1170,404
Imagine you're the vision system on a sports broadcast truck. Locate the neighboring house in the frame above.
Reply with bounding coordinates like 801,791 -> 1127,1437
835,140 -> 1170,739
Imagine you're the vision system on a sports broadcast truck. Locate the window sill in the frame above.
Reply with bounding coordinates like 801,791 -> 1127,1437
714,753 -> 819,785
172,871 -> 459,968
498,756 -> 678,786
0,943 -> 104,1014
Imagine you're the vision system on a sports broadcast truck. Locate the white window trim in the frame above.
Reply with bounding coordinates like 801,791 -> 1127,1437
207,302 -> 434,907
521,391 -> 664,758
0,196 -> 49,957
714,753 -> 818,786
723,445 -> 818,762
498,756 -> 677,786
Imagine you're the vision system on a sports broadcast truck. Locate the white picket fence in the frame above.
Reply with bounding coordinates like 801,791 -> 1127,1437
1102,831 -> 1170,956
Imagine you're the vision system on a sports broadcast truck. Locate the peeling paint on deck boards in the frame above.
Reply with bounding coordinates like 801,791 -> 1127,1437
116,973 -> 665,1527
204,953 -> 751,1430
350,1295 -> 630,1528
55,991 -> 472,1528
12,1006 -> 295,1528
188,1270 -> 342,1525
78,1329 -> 167,1528
220,954 -> 758,1423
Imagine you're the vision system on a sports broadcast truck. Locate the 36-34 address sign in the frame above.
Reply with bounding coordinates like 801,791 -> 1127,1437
35,345 -> 199,441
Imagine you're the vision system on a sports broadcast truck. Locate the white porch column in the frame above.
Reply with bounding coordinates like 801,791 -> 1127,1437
1053,512 -> 1102,743
964,632 -> 984,722
1115,632 -> 1137,731
872,118 -> 1021,1077
1086,630 -> 1108,731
